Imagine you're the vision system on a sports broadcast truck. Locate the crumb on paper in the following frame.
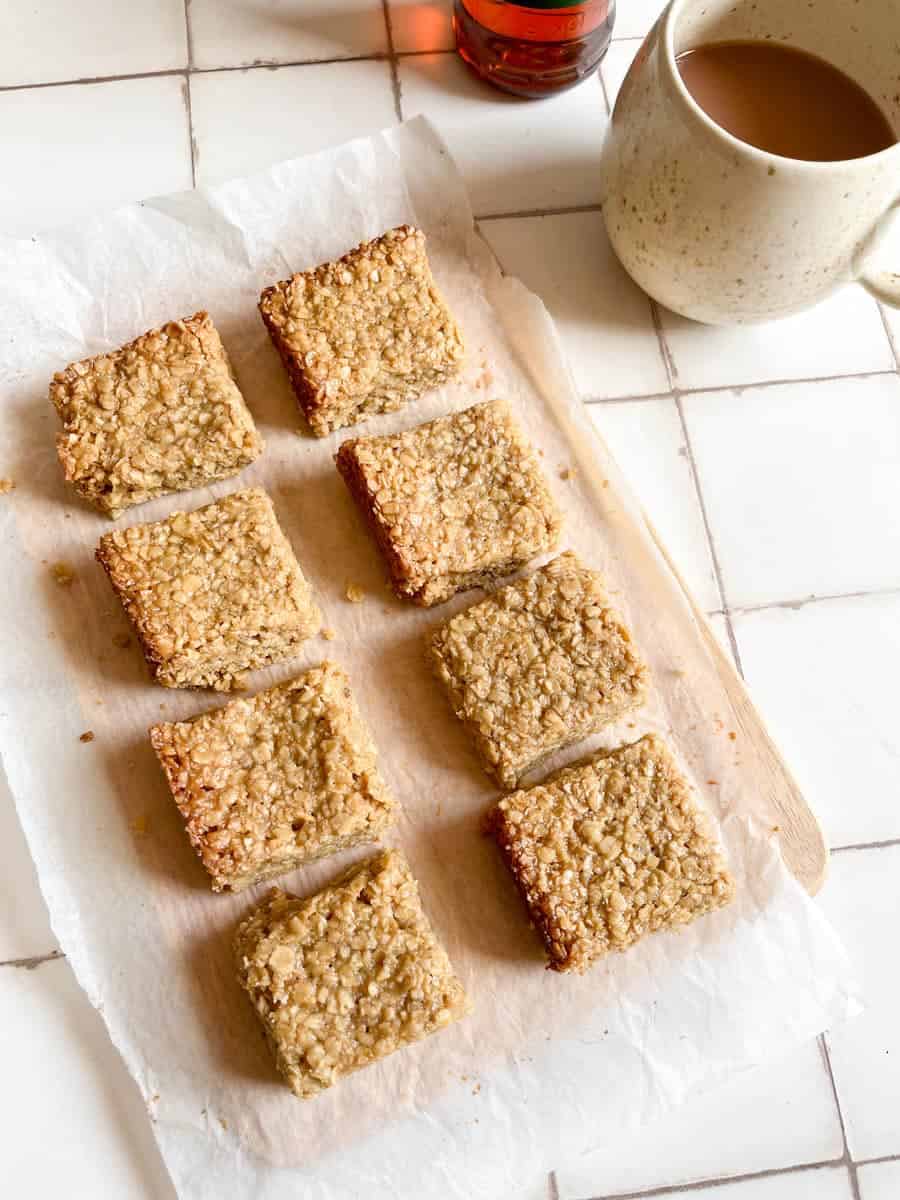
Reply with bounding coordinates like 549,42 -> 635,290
601,479 -> 609,489
321,627 -> 337,641
345,583 -> 365,603
130,814 -> 149,837
219,1117 -> 229,1132
558,466 -> 573,481
728,730 -> 737,741
772,824 -> 781,833
0,477 -> 15,495
51,561 -> 76,586
707,779 -> 719,786
112,632 -> 131,649
79,730 -> 95,743
472,1083 -> 481,1096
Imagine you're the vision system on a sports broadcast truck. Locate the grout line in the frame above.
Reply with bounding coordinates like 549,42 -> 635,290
182,77 -> 197,187
585,391 -> 675,405
182,2 -> 197,186
646,295 -> 746,675
0,949 -> 64,971
648,300 -> 677,389
673,393 -> 745,674
877,303 -> 900,369
832,835 -> 900,854
478,203 -> 605,222
381,1 -> 404,122
584,1157 -> 847,1200
729,584 -> 900,617
584,368 -> 898,404
857,1152 -> 900,1168
819,1034 -> 863,1200
0,67 -> 184,92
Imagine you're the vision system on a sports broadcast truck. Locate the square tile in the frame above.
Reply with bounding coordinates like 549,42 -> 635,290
820,846 -> 900,1162
0,768 -> 57,963
601,37 -> 642,110
481,212 -> 669,400
858,1161 -> 900,1200
0,957 -> 174,1196
589,398 -> 721,611
660,288 -> 894,392
611,0 -> 668,41
559,1041 -> 842,1197
397,52 -> 608,216
733,594 -> 900,848
632,1167 -> 854,1200
389,0 -> 455,51
0,76 -> 192,237
681,375 -> 900,609
189,0 -> 388,69
0,0 -> 187,87
190,61 -> 397,186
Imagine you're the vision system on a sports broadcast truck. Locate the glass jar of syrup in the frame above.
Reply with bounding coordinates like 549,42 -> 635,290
454,0 -> 615,98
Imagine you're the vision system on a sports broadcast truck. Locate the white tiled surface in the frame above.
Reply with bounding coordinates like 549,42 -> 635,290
681,375 -> 900,609
188,0 -> 389,67
587,398 -> 721,611
190,59 -> 397,185
2,6 -> 900,1200
734,595 -> 900,848
0,0 -> 188,87
481,212 -> 669,400
661,290 -> 895,392
858,1160 -> 900,1200
819,848 -> 900,1163
397,52 -> 608,215
0,76 -> 192,237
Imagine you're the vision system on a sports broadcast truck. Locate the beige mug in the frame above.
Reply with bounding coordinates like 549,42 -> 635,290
600,0 -> 900,324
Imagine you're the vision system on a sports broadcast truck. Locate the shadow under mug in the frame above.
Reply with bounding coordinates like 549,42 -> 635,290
599,0 -> 900,325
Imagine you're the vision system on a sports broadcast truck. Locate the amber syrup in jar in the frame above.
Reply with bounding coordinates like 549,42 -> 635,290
454,0 -> 615,98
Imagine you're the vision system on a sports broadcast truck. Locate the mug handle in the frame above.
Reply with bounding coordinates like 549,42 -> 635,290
856,200 -> 900,308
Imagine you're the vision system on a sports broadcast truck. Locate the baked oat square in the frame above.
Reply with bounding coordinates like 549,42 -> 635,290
234,849 -> 470,1098
259,225 -> 464,436
150,662 -> 396,892
428,552 -> 647,788
50,312 -> 263,518
485,735 -> 735,973
335,398 -> 562,606
96,488 -> 321,691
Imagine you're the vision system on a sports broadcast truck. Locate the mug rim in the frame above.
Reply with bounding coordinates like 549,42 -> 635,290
662,0 -> 900,170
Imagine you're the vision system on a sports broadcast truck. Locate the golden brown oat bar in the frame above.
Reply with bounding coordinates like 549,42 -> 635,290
485,735 -> 735,973
428,552 -> 647,788
96,488 -> 321,691
259,225 -> 464,436
234,850 -> 470,1098
335,399 -> 562,606
50,312 -> 262,518
150,662 -> 396,892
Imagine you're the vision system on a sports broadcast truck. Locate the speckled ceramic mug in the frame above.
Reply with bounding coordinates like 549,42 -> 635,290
600,0 -> 900,324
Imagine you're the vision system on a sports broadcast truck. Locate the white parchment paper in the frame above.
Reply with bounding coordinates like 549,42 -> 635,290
0,119 -> 858,1200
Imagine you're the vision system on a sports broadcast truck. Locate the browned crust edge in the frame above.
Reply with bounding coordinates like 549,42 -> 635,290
484,804 -> 577,972
335,438 -> 423,602
95,538 -> 168,684
258,288 -> 329,436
